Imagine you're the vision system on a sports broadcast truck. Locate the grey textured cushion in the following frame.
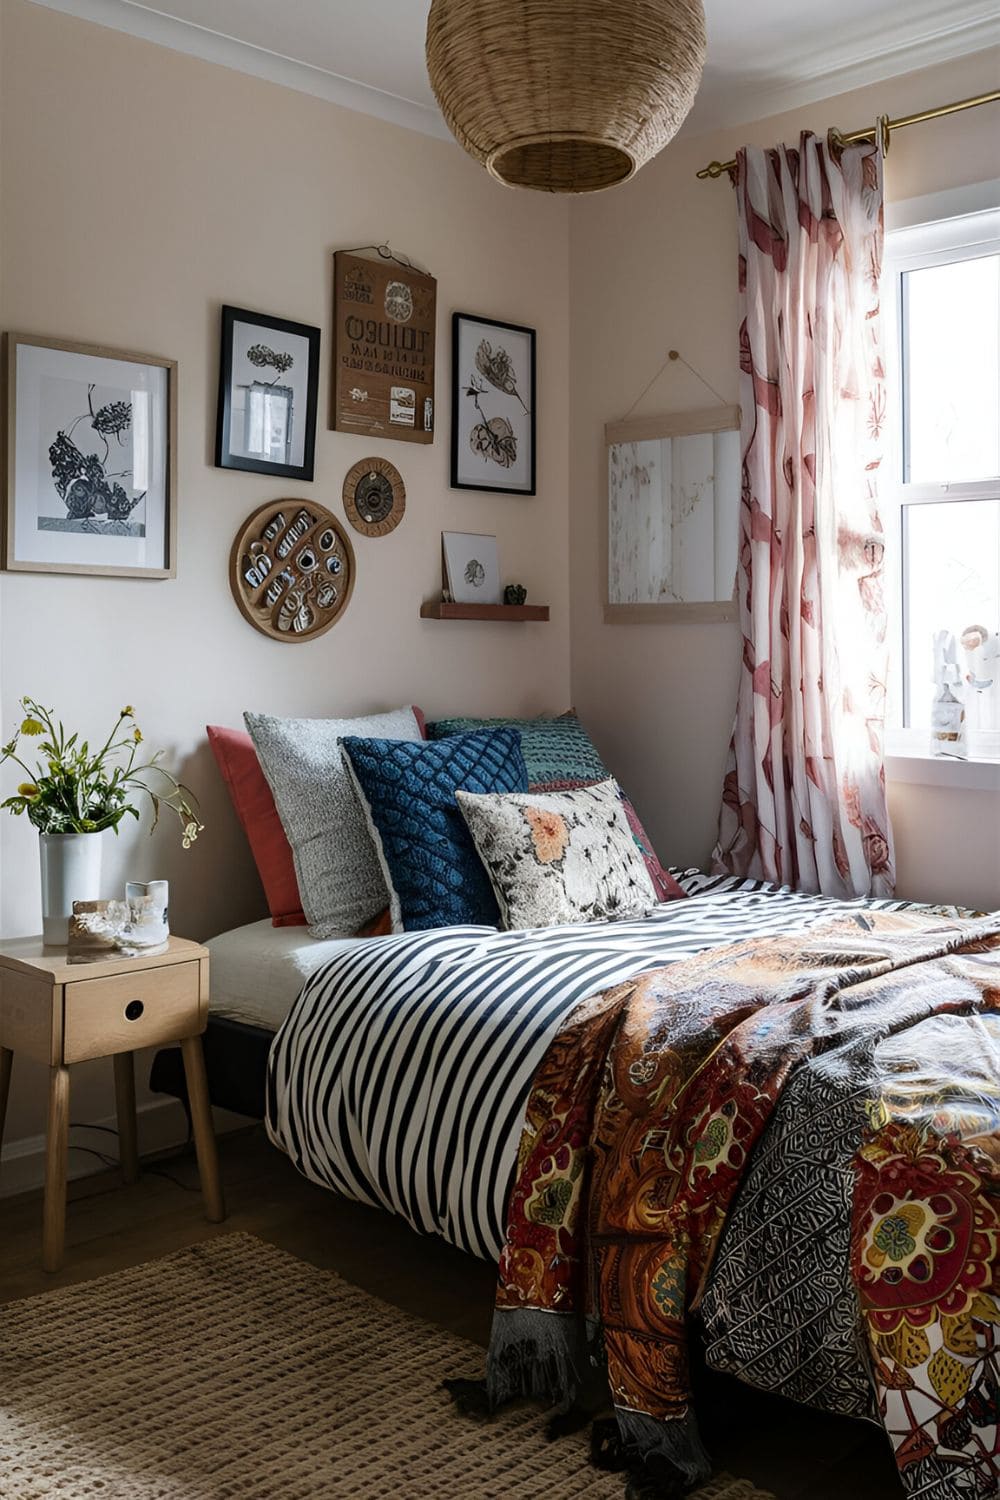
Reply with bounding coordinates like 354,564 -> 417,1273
244,707 -> 423,937
456,778 -> 658,930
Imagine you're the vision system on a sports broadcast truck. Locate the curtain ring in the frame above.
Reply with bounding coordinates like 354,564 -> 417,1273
877,114 -> 891,156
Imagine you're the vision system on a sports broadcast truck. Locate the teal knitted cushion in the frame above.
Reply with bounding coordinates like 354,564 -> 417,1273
427,712 -> 607,788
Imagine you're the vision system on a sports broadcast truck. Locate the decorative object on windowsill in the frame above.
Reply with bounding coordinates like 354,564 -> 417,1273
216,306 -> 320,482
442,531 -> 501,605
930,631 -> 968,760
4,334 -> 176,578
342,457 -> 406,538
229,500 -> 356,642
1,700 -> 202,945
960,624 -> 1000,747
331,247 -> 436,444
452,314 -> 536,494
504,585 -> 527,606
426,0 -> 706,194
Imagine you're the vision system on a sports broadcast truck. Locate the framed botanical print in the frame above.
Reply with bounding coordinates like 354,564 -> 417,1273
216,306 -> 320,481
3,334 -> 176,578
451,313 -> 536,495
442,530 -> 501,604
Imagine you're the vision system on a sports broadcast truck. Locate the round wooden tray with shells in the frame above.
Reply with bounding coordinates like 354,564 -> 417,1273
229,500 -> 355,642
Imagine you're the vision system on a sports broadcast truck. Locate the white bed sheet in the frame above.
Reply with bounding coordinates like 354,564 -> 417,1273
205,919 -> 365,1030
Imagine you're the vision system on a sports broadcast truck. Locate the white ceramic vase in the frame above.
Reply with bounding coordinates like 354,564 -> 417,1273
39,831 -> 104,945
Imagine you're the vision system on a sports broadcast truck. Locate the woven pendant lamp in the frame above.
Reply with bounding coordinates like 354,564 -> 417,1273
425,0 -> 707,194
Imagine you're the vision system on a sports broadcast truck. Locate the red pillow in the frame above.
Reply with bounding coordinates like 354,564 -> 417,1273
207,725 -> 306,926
208,710 -> 429,930
618,794 -> 687,902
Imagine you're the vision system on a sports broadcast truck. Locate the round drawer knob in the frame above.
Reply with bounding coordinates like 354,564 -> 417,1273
124,1000 -> 145,1022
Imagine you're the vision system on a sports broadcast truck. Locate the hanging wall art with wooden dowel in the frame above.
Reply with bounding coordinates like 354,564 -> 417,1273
229,500 -> 355,642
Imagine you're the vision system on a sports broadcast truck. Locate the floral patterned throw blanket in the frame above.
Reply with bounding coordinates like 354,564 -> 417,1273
485,908 -> 1000,1499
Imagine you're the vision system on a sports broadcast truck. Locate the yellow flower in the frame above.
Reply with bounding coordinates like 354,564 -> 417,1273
17,782 -> 39,798
120,705 -> 135,718
20,717 -> 44,736
132,727 -> 143,744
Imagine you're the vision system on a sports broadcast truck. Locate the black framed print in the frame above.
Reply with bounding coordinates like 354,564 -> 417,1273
4,333 -> 176,578
216,306 -> 320,481
451,313 -> 536,495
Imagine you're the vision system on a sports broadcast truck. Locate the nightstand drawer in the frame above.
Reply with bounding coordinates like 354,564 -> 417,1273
63,961 -> 203,1063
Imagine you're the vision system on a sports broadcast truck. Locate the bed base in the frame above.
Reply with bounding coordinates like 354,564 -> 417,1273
150,1015 -> 273,1121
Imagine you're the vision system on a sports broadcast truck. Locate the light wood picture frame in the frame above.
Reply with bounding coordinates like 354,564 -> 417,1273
3,333 -> 177,579
603,404 -> 741,624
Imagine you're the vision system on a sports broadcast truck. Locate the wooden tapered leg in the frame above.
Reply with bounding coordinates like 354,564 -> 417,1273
180,1035 -> 225,1223
113,1052 -> 139,1185
42,1065 -> 70,1273
0,1047 -> 13,1164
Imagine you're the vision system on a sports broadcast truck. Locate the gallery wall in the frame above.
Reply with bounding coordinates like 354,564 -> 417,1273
569,48 -> 1000,915
0,0 -> 571,1162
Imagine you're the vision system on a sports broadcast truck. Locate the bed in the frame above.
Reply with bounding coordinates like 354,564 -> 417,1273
151,873 -> 999,1499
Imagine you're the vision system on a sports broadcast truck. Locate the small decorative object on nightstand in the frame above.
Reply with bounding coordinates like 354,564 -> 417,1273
0,935 -> 225,1272
0,699 -> 202,945
503,584 -> 527,606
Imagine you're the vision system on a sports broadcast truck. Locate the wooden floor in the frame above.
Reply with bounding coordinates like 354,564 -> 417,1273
1,1126 -> 903,1500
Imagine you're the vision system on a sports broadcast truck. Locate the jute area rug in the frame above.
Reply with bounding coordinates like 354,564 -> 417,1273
0,1233 -> 776,1499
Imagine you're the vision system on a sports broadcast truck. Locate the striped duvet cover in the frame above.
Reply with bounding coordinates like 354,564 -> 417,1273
265,873 -> 927,1260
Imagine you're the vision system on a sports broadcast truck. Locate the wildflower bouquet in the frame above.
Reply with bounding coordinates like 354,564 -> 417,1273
1,698 -> 203,845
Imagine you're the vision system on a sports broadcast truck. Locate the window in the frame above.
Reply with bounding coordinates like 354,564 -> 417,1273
884,207 -> 1000,762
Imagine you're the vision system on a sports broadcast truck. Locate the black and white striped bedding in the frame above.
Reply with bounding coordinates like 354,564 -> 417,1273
265,872 -> 929,1260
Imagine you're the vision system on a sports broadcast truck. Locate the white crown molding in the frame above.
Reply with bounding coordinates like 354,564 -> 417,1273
684,5 -> 1000,139
26,0 -> 999,147
26,0 -> 451,140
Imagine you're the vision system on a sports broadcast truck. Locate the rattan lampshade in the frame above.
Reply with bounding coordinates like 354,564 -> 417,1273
426,0 -> 707,194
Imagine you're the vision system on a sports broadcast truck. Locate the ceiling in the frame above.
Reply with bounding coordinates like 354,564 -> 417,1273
31,0 -> 1000,142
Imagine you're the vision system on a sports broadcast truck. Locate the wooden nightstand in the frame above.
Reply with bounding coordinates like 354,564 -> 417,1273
0,935 -> 225,1271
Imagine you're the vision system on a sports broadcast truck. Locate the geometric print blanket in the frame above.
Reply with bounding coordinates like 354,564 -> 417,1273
486,908 -> 1000,1498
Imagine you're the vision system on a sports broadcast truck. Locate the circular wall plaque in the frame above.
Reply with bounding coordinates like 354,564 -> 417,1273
229,500 -> 355,642
342,457 -> 406,538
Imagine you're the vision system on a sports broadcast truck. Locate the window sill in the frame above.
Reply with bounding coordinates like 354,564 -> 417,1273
885,749 -> 1000,792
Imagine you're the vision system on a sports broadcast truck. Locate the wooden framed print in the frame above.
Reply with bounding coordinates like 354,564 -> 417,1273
442,531 -> 501,605
229,499 -> 355,641
3,333 -> 176,578
342,457 -> 405,538
216,306 -> 320,481
451,313 -> 536,495
331,251 -> 436,444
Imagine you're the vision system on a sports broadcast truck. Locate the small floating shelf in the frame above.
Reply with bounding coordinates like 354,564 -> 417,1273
420,602 -> 550,622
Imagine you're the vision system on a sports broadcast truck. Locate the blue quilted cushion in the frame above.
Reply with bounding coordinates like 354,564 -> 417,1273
339,728 -> 528,931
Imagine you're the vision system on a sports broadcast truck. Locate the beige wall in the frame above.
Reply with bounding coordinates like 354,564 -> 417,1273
1,2 -> 997,1176
569,49 -> 1000,914
0,0 -> 571,1156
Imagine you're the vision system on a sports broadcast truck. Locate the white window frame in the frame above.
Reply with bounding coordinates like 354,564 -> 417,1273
882,197 -> 1000,789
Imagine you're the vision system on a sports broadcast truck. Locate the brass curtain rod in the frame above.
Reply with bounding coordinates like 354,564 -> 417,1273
696,89 -> 1000,181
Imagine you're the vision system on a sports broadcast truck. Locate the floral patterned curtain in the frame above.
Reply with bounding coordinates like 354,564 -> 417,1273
712,132 -> 895,898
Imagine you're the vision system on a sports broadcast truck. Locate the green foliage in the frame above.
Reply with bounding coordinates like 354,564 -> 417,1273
1,698 -> 203,845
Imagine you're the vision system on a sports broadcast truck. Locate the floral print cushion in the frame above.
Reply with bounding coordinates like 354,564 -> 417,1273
456,779 -> 658,931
